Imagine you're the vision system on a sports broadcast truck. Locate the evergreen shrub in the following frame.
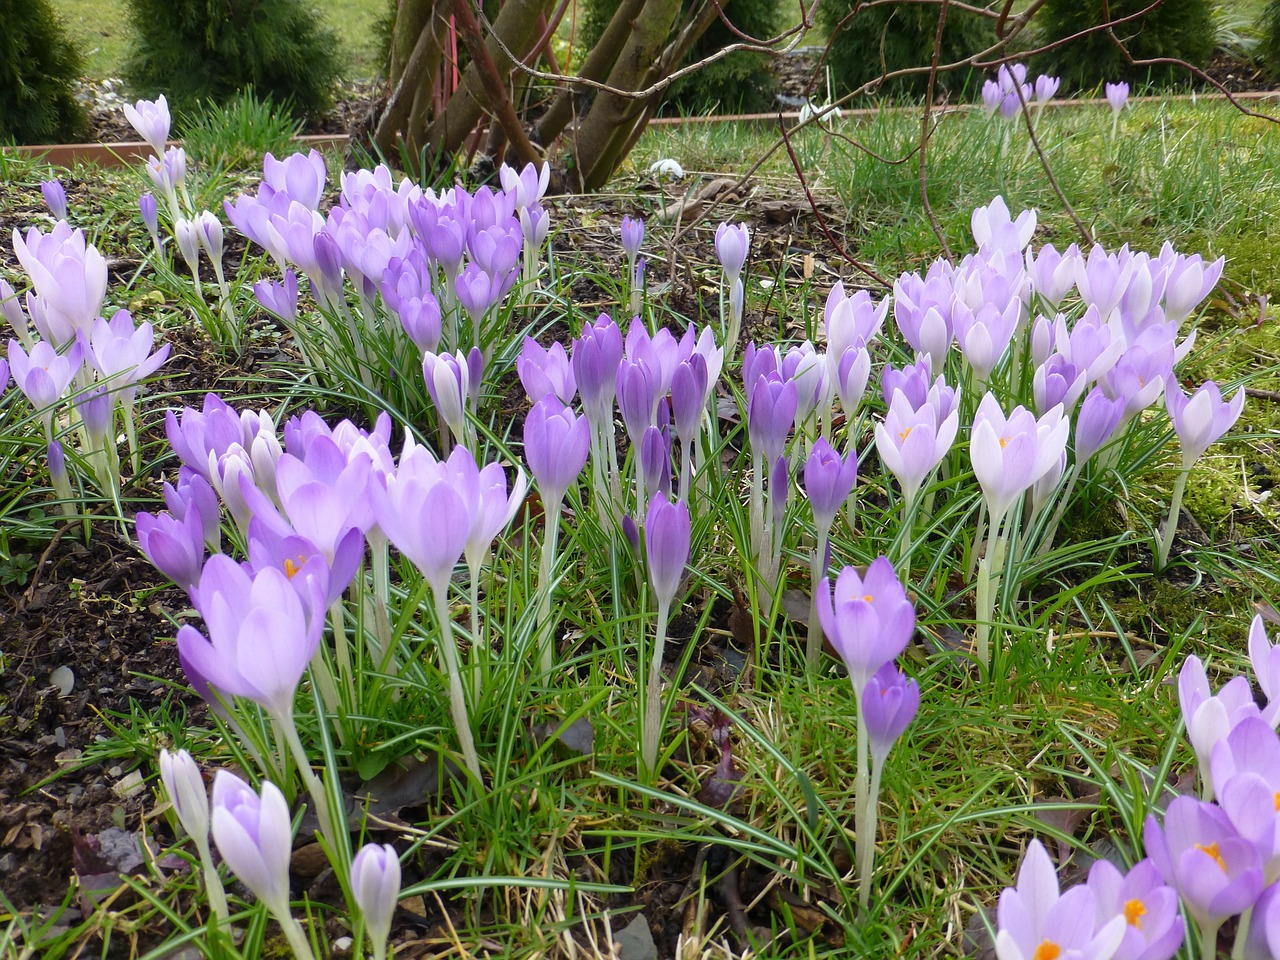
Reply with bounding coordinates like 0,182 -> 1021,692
1032,0 -> 1215,90
0,0 -> 87,145
122,0 -> 345,126
1260,0 -> 1280,78
818,1 -> 994,100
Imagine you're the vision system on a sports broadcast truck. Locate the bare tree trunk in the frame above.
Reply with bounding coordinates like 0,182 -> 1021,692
423,0 -> 549,158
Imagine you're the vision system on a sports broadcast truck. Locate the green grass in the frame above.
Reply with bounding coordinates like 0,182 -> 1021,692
4,95 -> 1280,958
50,0 -> 388,80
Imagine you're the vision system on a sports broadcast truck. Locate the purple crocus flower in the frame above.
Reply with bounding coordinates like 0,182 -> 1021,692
255,270 -> 299,323
174,217 -> 201,274
195,211 -> 223,266
715,222 -> 750,285
825,287 -> 888,361
1033,354 -> 1087,415
1159,244 -> 1225,324
499,161 -> 549,209
517,337 -> 576,404
454,262 -> 502,328
1026,243 -> 1080,311
7,337 -> 85,418
1074,387 -> 1125,464
146,146 -> 187,196
519,204 -> 548,255
970,392 -> 1069,532
136,508 -> 207,592
42,180 -> 67,221
1178,655 -> 1263,790
422,349 -> 471,444
572,314 -> 624,428
1105,82 -> 1130,113
1244,881 -> 1280,960
971,196 -> 1036,252
620,217 -> 644,265
747,373 -> 798,467
1166,381 -> 1244,469
262,150 -> 327,210
123,96 -> 171,155
165,394 -> 250,481
1034,75 -> 1060,102
210,772 -> 293,914
640,425 -> 671,499
861,663 -> 919,767
644,492 -> 691,611
177,555 -> 324,718
462,459 -> 526,574
522,396 -> 590,509
159,748 -> 210,842
1210,717 -> 1280,882
1085,859 -> 1184,960
816,557 -> 916,695
670,354 -> 709,449
351,843 -> 401,960
1145,797 -> 1264,940
372,442 -> 472,597
139,194 -> 160,245
803,438 -> 857,534
996,840 -> 1126,960
953,298 -> 1020,382
981,80 -> 1003,115
165,469 -> 222,552
87,309 -> 170,402
875,388 -> 958,508
1249,615 -> 1280,723
11,222 -> 108,347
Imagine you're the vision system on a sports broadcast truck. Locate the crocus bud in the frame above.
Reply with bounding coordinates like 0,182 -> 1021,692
644,493 -> 691,611
351,843 -> 401,960
195,211 -> 224,265
139,193 -> 161,245
123,95 -> 171,155
210,772 -> 294,915
1105,81 -> 1129,113
803,438 -> 857,534
861,663 -> 919,765
175,218 -> 201,274
640,425 -> 670,499
715,222 -> 750,284
42,180 -> 67,220
621,216 -> 644,264
159,748 -> 210,841
254,270 -> 299,323
1033,74 -> 1060,102
522,396 -> 590,508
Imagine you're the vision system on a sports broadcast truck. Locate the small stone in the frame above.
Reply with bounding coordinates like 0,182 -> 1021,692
615,915 -> 657,960
331,936 -> 354,953
50,666 -> 74,696
114,770 -> 146,798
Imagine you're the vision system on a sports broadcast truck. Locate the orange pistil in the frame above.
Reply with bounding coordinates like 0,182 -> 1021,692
1195,841 -> 1227,872
1033,940 -> 1061,960
1124,898 -> 1147,928
1273,791 -> 1280,812
999,436 -> 1009,448
898,426 -> 913,442
284,556 -> 306,579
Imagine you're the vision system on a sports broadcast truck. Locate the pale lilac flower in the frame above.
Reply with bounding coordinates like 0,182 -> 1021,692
875,388 -> 958,508
1165,381 -> 1244,470
1249,615 -> 1280,723
463,460 -> 526,573
351,843 -> 401,960
1085,859 -> 1183,960
1159,244 -> 1225,324
572,314 -> 623,428
255,270 -> 299,323
42,180 -> 67,220
146,146 -> 187,196
136,508 -> 207,592
1179,655 -> 1264,789
422,349 -> 471,443
174,218 -> 201,274
970,393 -> 1069,532
7,337 -> 85,416
1210,717 -> 1280,883
262,150 -> 327,210
953,298 -> 1020,382
499,161 -> 549,209
982,80 -> 1003,115
1025,243 -> 1080,311
517,337 -> 576,404
88,309 -> 170,402
1075,387 -> 1125,464
1076,245 -> 1134,319
11,222 -> 108,347
1244,881 -> 1280,960
139,193 -> 161,247
620,217 -> 644,264
1033,354 -> 1087,415
159,748 -> 210,841
210,772 -> 294,913
1105,82 -> 1130,113
715,222 -> 750,285
1034,75 -> 1061,102
971,196 -> 1037,252
177,555 -> 324,717
996,839 -> 1126,960
123,96 -> 171,155
816,557 -> 915,695
746,373 -> 797,467
195,211 -> 223,266
1145,797 -> 1263,937
824,286 -> 888,360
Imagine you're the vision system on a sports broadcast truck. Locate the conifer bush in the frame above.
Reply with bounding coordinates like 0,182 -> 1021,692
0,0 -> 87,145
122,0 -> 345,125
1032,0 -> 1215,90
1260,0 -> 1280,79
819,1 -> 994,99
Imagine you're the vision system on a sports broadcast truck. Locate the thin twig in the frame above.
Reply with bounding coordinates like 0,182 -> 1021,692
918,0 -> 953,261
1012,71 -> 1093,246
777,116 -> 893,289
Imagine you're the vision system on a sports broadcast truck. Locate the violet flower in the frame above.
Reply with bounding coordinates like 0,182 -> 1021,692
1105,82 -> 1130,113
1178,654 -> 1262,799
817,556 -> 916,695
996,840 -> 1126,960
861,662 -> 919,767
1085,859 -> 1183,960
517,336 -> 576,405
210,772 -> 316,960
422,349 -> 472,449
971,392 -> 1069,536
1209,716 -> 1280,882
621,216 -> 644,265
523,395 -> 590,511
255,270 -> 299,324
1145,796 -> 1264,950
875,387 -> 958,514
641,492 -> 691,775
136,508 -> 207,593
42,180 -> 67,221
139,193 -> 160,249
971,196 -> 1036,253
262,150 -> 327,210
159,748 -> 230,927
11,222 -> 108,347
1249,615 -> 1280,724
352,843 -> 401,960
1033,75 -> 1060,102
7,337 -> 85,438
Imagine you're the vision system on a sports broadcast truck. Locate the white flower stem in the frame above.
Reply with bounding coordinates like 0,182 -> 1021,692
535,496 -> 564,676
275,711 -> 335,844
433,588 -> 483,784
1156,467 -> 1190,569
191,833 -> 230,929
273,902 -> 318,960
853,700 -> 871,910
642,597 -> 671,778
859,757 -> 884,912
